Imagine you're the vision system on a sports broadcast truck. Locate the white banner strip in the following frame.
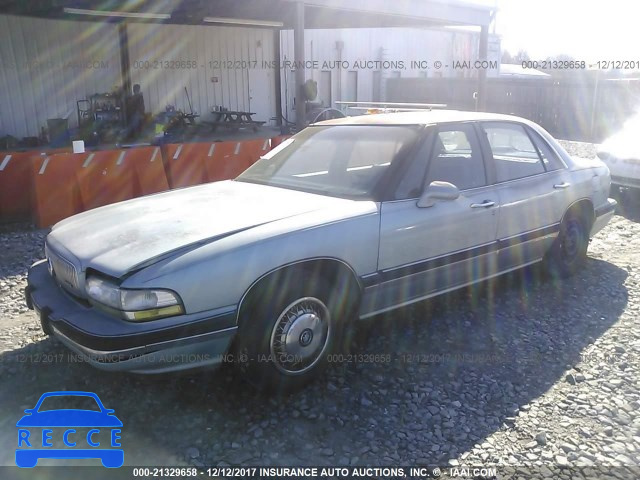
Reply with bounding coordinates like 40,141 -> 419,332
82,153 -> 95,168
0,155 -> 11,171
38,157 -> 50,175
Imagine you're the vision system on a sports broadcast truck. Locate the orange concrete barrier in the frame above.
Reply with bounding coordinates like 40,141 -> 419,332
0,152 -> 43,222
75,150 -> 135,211
202,141 -> 239,181
161,143 -> 208,189
236,138 -> 271,172
3,145 -> 172,226
43,147 -> 73,155
270,135 -> 291,149
0,148 -> 80,223
125,146 -> 169,196
32,153 -> 87,227
203,138 -> 269,181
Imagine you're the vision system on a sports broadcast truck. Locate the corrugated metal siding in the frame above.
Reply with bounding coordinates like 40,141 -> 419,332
127,23 -> 276,122
0,14 -> 122,138
1,16 -> 499,138
0,16 -> 278,138
280,27 -> 499,121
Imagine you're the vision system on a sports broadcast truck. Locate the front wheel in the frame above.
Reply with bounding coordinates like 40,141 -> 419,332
544,216 -> 589,278
234,275 -> 347,392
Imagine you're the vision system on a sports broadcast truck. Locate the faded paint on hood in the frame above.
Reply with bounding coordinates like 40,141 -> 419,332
47,180 -> 360,277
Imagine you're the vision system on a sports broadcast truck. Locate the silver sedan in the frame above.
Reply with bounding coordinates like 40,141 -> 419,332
26,111 -> 616,391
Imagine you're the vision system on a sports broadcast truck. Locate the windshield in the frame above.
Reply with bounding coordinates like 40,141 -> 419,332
236,125 -> 420,198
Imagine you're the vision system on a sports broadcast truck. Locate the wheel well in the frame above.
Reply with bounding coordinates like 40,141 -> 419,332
237,259 -> 363,323
562,199 -> 595,231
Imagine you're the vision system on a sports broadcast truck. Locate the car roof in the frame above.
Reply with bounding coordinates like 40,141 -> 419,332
313,109 -> 575,170
315,110 -> 533,127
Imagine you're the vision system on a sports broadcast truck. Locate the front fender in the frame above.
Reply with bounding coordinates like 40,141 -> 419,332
122,212 -> 380,315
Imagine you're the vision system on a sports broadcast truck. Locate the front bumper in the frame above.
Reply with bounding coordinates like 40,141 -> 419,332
611,174 -> 640,189
603,156 -> 640,188
26,260 -> 238,373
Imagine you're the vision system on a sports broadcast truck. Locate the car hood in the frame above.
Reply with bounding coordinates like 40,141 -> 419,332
599,129 -> 640,160
48,180 -> 362,277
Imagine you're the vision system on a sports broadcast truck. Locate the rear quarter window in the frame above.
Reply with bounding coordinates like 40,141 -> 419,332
526,127 -> 566,171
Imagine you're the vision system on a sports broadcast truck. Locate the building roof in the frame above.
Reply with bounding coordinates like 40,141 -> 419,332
499,63 -> 551,79
0,0 -> 495,28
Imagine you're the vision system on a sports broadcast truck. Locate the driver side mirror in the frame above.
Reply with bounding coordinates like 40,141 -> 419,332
417,181 -> 460,208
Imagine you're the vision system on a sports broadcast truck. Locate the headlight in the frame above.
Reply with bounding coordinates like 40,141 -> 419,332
86,276 -> 184,321
120,289 -> 183,321
86,276 -> 121,310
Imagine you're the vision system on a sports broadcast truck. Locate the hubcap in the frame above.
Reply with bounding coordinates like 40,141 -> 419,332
562,222 -> 581,263
299,328 -> 314,346
270,297 -> 331,375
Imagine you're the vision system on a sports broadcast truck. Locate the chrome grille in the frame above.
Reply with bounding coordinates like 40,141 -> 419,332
47,247 -> 79,291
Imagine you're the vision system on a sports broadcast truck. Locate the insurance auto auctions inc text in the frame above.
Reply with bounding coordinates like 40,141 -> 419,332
203,466 -> 498,478
261,59 -> 498,70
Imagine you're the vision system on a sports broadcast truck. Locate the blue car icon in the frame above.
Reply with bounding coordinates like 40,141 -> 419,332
16,391 -> 123,468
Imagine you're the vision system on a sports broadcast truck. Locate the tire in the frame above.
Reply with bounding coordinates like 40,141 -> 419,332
234,274 -> 349,393
544,216 -> 589,278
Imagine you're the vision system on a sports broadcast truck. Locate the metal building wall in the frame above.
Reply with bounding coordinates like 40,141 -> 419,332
0,14 -> 122,139
279,27 -> 500,121
127,23 -> 277,123
0,16 -> 278,139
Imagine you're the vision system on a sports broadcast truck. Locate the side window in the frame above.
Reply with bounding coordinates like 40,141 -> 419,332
482,123 -> 546,182
426,124 -> 486,190
394,135 -> 432,200
527,128 -> 565,171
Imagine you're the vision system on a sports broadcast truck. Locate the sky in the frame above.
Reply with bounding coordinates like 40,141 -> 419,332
473,0 -> 638,62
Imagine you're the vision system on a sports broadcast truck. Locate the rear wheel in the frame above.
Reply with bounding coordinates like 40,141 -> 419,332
234,275 -> 348,392
545,216 -> 589,278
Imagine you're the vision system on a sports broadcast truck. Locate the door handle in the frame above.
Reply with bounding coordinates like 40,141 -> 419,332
554,182 -> 570,189
470,200 -> 496,208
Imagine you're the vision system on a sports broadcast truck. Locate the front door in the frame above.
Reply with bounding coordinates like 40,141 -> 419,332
362,123 -> 499,317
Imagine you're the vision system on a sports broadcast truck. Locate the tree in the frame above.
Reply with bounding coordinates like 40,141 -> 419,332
513,49 -> 530,63
501,50 -> 513,64
545,54 -> 575,62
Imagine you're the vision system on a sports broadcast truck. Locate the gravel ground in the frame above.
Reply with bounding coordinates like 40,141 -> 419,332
0,141 -> 639,479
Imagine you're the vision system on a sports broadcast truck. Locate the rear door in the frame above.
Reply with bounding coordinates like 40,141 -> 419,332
478,121 -> 569,270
